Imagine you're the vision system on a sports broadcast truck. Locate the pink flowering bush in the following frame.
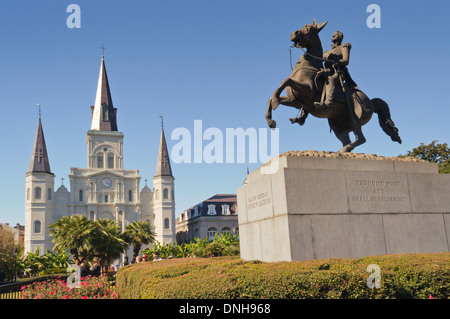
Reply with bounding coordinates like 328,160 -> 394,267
18,274 -> 119,299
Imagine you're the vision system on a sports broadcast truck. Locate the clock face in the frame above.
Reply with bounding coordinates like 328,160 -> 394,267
100,177 -> 112,189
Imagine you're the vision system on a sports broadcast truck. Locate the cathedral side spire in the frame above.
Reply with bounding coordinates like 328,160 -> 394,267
28,116 -> 53,175
90,54 -> 118,131
155,125 -> 173,177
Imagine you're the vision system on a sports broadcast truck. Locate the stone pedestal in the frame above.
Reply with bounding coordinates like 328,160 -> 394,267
237,151 -> 450,262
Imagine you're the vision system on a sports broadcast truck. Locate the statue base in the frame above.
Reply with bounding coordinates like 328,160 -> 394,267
237,151 -> 450,262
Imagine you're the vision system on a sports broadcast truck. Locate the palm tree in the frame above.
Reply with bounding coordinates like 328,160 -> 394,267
90,219 -> 128,271
48,215 -> 96,263
124,220 -> 156,263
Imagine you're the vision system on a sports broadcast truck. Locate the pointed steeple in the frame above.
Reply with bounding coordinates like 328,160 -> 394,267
155,127 -> 173,177
28,116 -> 53,174
90,55 -> 118,131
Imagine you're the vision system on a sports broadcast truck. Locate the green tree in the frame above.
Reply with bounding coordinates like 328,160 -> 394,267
0,226 -> 18,281
399,140 -> 450,174
90,219 -> 128,271
48,215 -> 96,263
123,220 -> 156,263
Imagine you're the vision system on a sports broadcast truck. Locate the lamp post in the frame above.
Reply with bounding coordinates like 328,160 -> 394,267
13,248 -> 19,282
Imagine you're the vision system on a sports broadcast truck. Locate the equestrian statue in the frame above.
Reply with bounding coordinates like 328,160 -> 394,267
265,20 -> 402,152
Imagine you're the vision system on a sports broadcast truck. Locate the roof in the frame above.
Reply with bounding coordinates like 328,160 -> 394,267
181,194 -> 237,217
90,55 -> 118,131
204,194 -> 237,203
28,117 -> 53,174
154,127 -> 173,177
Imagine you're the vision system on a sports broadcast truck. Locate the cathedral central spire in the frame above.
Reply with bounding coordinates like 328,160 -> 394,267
90,55 -> 118,131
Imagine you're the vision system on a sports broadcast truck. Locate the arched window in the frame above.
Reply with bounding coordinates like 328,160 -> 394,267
27,188 -> 30,201
221,227 -> 232,235
164,218 -> 170,229
155,189 -> 159,200
47,188 -> 52,200
107,153 -> 114,169
34,220 -> 41,234
104,195 -> 109,203
128,190 -> 133,202
163,188 -> 169,200
35,187 -> 42,200
207,227 -> 217,240
79,190 -> 83,202
97,152 -> 104,168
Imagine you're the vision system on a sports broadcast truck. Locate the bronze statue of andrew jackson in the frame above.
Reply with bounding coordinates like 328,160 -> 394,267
265,20 -> 401,152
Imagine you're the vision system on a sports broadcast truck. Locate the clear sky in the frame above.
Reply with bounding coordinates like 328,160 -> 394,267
0,0 -> 449,225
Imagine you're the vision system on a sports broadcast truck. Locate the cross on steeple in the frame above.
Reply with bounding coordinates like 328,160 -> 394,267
61,177 -> 65,185
161,152 -> 169,167
160,115 -> 164,129
35,147 -> 44,163
99,44 -> 106,56
36,102 -> 41,118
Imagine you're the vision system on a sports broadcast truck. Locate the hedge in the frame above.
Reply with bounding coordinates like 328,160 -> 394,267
116,253 -> 450,299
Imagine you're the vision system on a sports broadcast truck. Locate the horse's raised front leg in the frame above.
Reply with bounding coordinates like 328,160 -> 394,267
269,78 -> 308,110
266,94 -> 303,129
265,98 -> 276,129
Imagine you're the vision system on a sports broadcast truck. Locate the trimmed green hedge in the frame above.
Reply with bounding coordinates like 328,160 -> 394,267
116,253 -> 450,299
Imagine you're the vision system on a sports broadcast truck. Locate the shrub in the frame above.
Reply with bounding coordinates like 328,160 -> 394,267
116,253 -> 450,299
142,234 -> 240,260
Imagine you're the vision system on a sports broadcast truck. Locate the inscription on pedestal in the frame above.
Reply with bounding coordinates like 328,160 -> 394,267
247,191 -> 272,210
245,184 -> 274,221
347,175 -> 411,212
350,179 -> 408,203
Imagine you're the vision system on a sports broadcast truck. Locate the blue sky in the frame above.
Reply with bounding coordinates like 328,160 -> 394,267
0,0 -> 449,225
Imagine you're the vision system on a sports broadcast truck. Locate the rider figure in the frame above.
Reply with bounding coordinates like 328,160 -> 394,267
290,30 -> 357,125
314,30 -> 357,109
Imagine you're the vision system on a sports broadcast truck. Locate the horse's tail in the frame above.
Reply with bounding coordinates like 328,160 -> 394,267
372,98 -> 402,144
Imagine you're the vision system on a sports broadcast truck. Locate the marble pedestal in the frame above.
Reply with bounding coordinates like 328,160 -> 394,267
237,151 -> 450,262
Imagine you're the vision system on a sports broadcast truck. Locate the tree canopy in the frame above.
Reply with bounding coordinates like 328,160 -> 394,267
399,140 -> 450,174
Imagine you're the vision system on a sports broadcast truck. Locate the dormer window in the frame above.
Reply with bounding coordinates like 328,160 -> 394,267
222,204 -> 230,215
207,204 -> 216,215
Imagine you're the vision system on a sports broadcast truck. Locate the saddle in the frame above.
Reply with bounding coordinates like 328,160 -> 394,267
314,65 -> 370,121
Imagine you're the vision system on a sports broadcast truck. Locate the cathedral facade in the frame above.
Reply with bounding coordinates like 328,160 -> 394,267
24,55 -> 175,259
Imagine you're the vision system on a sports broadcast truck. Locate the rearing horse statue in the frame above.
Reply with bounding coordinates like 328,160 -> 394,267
265,20 -> 402,152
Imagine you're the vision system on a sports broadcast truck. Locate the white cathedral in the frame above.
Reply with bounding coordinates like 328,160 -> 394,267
24,55 -> 176,260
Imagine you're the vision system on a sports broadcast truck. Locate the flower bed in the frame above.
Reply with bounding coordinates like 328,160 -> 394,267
18,274 -> 119,299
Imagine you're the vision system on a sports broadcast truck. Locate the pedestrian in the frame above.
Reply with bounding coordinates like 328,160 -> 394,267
90,257 -> 101,277
79,257 -> 91,277
142,254 -> 148,262
152,252 -> 162,261
135,256 -> 142,263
